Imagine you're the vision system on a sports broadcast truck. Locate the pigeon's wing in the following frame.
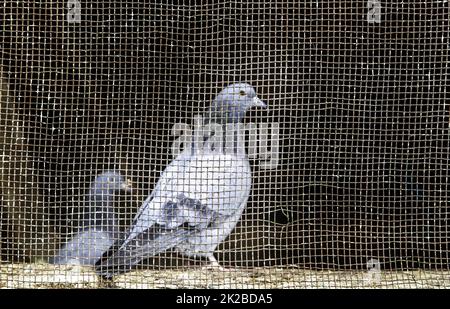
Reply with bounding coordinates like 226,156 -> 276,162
50,229 -> 114,266
116,153 -> 193,240
116,152 -> 245,240
95,195 -> 220,278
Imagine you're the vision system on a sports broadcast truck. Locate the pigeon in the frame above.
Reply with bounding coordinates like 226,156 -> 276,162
50,171 -> 132,265
95,83 -> 267,278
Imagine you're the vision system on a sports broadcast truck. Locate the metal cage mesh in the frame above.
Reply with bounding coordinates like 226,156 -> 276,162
0,1 -> 449,288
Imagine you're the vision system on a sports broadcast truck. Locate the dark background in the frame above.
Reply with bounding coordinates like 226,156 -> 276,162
0,1 -> 449,269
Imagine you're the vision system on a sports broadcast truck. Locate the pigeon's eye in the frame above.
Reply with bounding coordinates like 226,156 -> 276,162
108,177 -> 116,183
239,90 -> 246,96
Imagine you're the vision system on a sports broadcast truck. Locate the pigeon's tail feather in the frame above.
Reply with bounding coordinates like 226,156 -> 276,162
95,227 -> 190,279
94,247 -> 140,280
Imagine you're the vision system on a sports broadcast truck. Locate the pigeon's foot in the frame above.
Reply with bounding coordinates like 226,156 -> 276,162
201,255 -> 232,272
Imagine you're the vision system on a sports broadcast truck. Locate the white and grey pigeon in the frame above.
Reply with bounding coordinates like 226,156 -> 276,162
95,83 -> 266,278
50,171 -> 132,265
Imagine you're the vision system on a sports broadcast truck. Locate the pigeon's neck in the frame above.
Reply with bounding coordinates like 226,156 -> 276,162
203,99 -> 246,124
191,114 -> 247,157
204,110 -> 245,125
82,187 -> 118,234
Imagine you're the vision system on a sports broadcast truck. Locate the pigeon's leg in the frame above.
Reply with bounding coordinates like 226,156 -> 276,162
201,254 -> 231,271
207,255 -> 223,269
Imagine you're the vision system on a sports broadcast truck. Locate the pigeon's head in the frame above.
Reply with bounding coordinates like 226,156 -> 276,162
208,83 -> 266,123
83,171 -> 131,233
92,171 -> 132,193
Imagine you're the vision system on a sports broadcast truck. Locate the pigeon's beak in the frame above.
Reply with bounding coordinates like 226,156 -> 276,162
121,178 -> 133,192
250,96 -> 267,108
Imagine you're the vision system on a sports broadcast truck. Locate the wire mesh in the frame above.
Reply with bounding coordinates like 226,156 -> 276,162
0,1 -> 449,288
